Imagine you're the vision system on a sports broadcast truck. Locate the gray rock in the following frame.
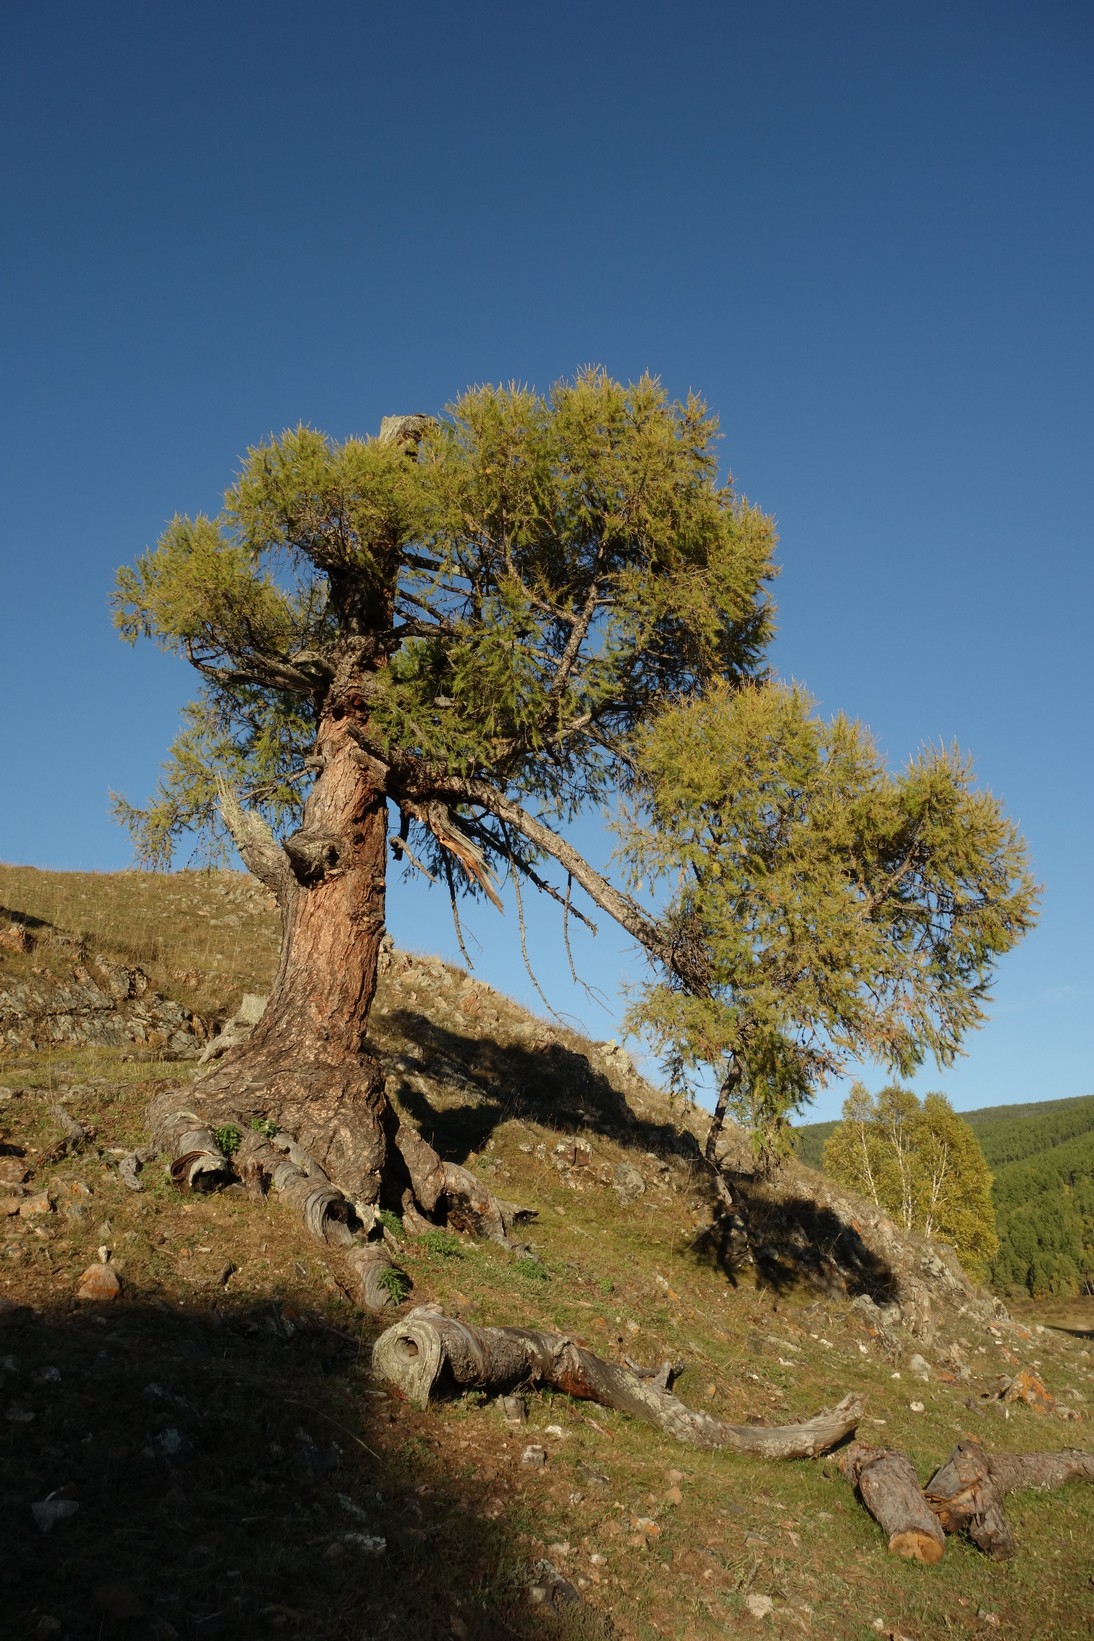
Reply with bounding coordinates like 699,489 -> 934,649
612,1161 -> 646,1201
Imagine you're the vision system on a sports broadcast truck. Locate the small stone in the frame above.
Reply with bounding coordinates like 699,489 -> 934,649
612,1161 -> 646,1201
342,1532 -> 386,1553
32,1495 -> 79,1532
76,1262 -> 120,1301
909,1401 -> 925,1413
909,1354 -> 931,1380
501,1394 -> 527,1425
745,1593 -> 775,1619
19,1193 -> 53,1218
153,1427 -> 196,1458
521,1444 -> 548,1466
1002,1368 -> 1055,1411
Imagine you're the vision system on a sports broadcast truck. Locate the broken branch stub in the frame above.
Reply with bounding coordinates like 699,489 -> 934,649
372,1308 -> 863,1457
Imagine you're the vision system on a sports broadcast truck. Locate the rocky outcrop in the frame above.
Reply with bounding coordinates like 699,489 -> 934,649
0,927 -> 206,1058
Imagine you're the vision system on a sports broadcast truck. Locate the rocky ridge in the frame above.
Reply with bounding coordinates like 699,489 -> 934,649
0,921 -> 206,1058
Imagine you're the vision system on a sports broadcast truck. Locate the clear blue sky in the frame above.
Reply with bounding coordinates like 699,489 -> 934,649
2,1 -> 1091,1121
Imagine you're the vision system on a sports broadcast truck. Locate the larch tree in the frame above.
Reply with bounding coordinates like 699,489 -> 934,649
823,1085 -> 999,1282
113,372 -> 776,1288
615,682 -> 1038,1176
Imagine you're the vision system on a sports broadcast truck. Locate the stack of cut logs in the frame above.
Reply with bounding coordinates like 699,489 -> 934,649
841,1439 -> 1094,1562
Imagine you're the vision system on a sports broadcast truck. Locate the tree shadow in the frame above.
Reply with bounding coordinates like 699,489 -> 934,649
0,1293 -> 610,1640
381,1008 -> 695,1166
691,1173 -> 899,1304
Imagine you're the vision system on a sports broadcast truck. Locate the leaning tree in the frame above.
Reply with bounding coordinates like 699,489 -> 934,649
616,680 -> 1038,1177
113,372 -> 777,1270
114,370 -> 1037,1299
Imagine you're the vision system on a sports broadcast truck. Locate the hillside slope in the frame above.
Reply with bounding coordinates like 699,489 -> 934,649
1,865 -> 1092,1640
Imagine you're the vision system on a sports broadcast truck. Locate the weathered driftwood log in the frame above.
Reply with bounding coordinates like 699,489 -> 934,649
839,1442 -> 946,1563
924,1440 -> 1094,1560
373,1307 -> 863,1456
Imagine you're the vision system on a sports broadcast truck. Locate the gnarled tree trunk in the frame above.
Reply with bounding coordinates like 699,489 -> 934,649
147,716 -> 532,1287
191,718 -> 391,1205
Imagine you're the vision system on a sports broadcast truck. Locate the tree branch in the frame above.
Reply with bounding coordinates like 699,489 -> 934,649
215,779 -> 294,905
374,1307 -> 864,1457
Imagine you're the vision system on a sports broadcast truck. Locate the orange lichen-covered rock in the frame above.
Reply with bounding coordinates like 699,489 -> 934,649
1002,1370 -> 1056,1412
75,1262 -> 121,1302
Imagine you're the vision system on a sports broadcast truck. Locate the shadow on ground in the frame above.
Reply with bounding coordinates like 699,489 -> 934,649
692,1175 -> 899,1305
382,1009 -> 690,1163
1,1293 -> 608,1641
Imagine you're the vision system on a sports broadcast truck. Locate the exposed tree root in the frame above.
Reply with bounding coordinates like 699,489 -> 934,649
144,1080 -> 537,1311
372,1305 -> 865,1456
842,1436 -> 1094,1563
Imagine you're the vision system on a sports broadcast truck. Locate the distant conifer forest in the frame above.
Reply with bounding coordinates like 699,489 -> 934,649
795,1094 -> 1094,1300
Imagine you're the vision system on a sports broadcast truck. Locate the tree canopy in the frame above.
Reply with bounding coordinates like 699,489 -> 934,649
617,681 -> 1038,1167
114,372 -> 774,938
111,369 -> 1038,1250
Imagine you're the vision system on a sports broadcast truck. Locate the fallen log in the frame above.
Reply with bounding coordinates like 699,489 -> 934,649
924,1440 -> 1094,1560
839,1442 -> 946,1563
372,1306 -> 863,1457
923,1439 -> 1014,1558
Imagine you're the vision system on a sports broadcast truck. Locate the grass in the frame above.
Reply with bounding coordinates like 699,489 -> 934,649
1,863 -> 1093,1639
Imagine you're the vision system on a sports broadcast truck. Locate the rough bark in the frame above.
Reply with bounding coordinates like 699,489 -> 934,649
187,718 -> 392,1205
924,1440 -> 1094,1560
923,1440 -> 1015,1558
839,1441 -> 947,1563
841,1436 -> 1094,1564
372,1306 -> 864,1456
147,715 -> 531,1271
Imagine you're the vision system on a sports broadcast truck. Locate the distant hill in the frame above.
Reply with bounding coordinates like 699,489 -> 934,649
795,1094 -> 1094,1300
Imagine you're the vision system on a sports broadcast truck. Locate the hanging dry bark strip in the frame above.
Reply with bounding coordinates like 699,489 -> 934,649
372,1306 -> 864,1456
842,1436 -> 1094,1563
